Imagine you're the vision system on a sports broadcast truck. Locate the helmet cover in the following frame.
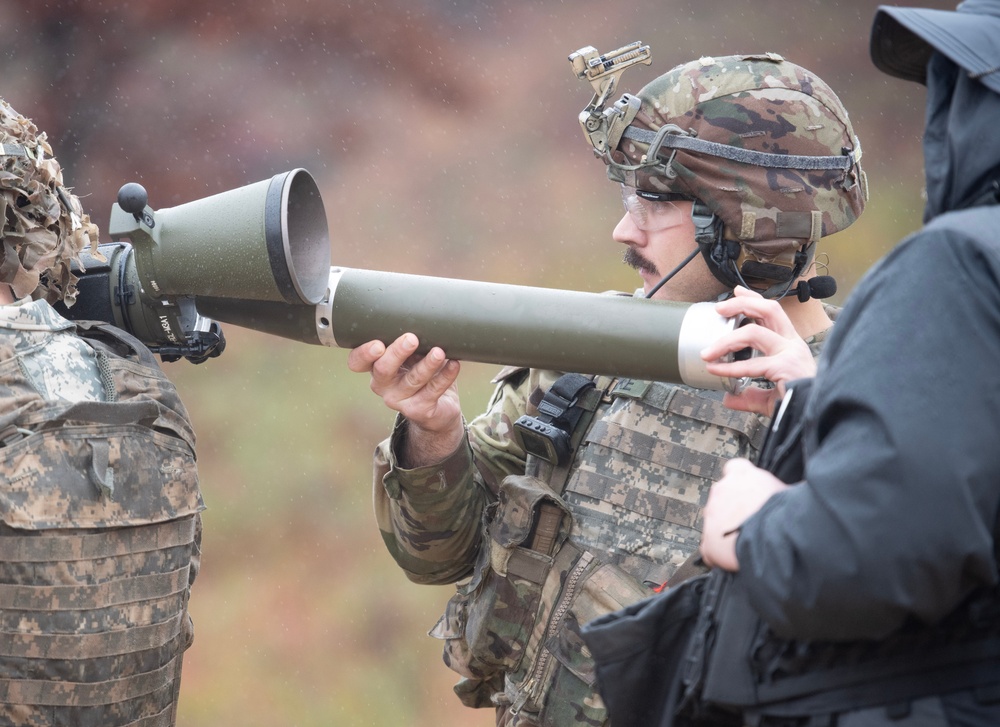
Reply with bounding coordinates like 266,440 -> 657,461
608,54 -> 867,289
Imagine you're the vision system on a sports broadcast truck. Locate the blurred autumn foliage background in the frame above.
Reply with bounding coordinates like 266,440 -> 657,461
2,0 -> 954,724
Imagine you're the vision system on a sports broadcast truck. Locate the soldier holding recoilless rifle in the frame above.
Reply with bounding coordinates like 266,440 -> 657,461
348,43 -> 867,726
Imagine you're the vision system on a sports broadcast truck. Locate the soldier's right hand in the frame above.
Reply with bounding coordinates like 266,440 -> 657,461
347,333 -> 464,442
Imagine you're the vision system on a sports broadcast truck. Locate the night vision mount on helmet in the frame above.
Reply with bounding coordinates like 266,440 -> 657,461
571,44 -> 868,298
569,42 -> 652,158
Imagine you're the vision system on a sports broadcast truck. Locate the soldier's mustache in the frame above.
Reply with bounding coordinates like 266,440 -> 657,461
623,247 -> 658,276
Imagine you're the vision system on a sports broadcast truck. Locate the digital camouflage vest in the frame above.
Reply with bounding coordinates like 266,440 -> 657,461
0,318 -> 203,726
432,374 -> 767,727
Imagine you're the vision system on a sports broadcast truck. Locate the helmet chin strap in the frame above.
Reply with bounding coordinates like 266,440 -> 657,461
726,258 -> 798,300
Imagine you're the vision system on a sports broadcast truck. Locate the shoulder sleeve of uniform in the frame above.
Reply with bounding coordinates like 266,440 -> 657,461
491,365 -> 529,385
468,368 -> 566,493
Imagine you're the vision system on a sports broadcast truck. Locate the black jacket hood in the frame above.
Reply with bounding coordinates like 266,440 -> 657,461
922,51 -> 1000,222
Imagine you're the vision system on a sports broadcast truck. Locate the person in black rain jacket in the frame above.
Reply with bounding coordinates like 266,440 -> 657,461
695,2 -> 1000,726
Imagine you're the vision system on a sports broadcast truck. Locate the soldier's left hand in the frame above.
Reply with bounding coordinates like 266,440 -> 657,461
701,286 -> 817,416
700,457 -> 788,571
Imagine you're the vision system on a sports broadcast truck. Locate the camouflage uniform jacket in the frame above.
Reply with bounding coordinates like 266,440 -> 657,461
374,309 -> 835,727
0,298 -> 108,402
0,300 -> 204,727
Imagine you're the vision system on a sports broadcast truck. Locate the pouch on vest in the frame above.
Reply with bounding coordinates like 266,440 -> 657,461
510,547 -> 655,726
431,475 -> 571,703
0,323 -> 201,527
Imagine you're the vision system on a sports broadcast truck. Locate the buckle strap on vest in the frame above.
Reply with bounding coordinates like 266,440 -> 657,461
537,373 -> 596,427
528,501 -> 565,556
514,373 -> 597,466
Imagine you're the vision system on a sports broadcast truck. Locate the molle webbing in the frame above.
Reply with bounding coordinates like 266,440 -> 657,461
613,383 -> 767,451
567,451 -> 707,522
583,383 -> 767,483
0,656 -> 181,707
561,380 -> 766,589
584,419 -> 729,483
0,563 -> 189,611
0,517 -> 195,563
0,612 -> 186,660
0,320 -> 202,726
0,517 -> 198,724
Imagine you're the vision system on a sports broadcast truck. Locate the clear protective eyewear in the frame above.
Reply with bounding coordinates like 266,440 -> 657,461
620,185 -> 690,232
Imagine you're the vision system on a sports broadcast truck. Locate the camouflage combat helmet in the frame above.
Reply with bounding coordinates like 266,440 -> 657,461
575,50 -> 868,297
0,99 -> 99,304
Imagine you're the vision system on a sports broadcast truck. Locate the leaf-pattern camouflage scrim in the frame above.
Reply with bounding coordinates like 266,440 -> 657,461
0,98 -> 100,304
0,302 -> 203,726
611,54 -> 867,259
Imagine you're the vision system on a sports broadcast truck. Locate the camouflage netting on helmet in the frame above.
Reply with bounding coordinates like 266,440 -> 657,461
0,98 -> 99,304
613,54 -> 867,262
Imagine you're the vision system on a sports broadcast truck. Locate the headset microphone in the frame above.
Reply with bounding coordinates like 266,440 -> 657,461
795,275 -> 837,302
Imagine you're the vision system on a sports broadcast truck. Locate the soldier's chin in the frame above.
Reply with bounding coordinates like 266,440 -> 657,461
639,269 -> 661,294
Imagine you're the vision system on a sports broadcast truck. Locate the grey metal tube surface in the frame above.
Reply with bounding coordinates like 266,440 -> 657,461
325,267 -> 688,382
199,266 -> 743,389
320,269 -> 687,381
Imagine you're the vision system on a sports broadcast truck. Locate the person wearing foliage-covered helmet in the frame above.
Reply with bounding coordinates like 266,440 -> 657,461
0,98 -> 204,727
348,49 -> 866,727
